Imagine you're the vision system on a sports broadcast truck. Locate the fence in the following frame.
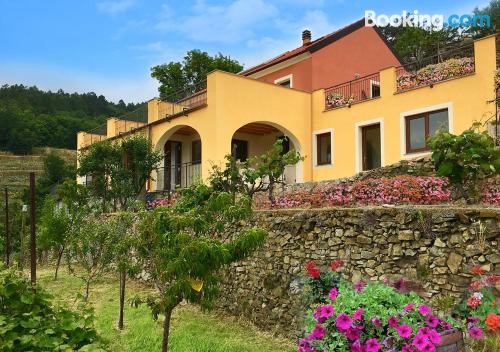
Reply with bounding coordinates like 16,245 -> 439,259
324,72 -> 380,110
114,104 -> 148,135
154,162 -> 202,191
158,81 -> 207,119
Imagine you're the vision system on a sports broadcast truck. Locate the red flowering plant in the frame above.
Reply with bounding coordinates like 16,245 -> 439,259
145,194 -> 178,209
299,263 -> 461,352
454,266 -> 500,336
303,260 -> 344,308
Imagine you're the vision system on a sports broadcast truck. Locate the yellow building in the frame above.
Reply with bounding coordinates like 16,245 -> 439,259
77,22 -> 498,193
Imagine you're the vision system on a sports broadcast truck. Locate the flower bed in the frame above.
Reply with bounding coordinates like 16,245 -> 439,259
298,262 -> 497,352
397,57 -> 475,92
326,92 -> 355,109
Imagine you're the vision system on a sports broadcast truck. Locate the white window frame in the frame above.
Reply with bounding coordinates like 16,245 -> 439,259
313,128 -> 334,168
274,74 -> 293,88
355,118 -> 385,174
399,102 -> 454,159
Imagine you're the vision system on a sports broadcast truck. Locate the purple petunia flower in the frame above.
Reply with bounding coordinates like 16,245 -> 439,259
421,342 -> 436,352
336,313 -> 352,331
428,329 -> 441,345
401,345 -> 413,352
309,324 -> 326,340
426,315 -> 439,328
403,303 -> 414,312
371,317 -> 381,328
351,339 -> 363,352
397,324 -> 413,339
329,287 -> 338,301
345,328 -> 360,341
412,333 -> 429,351
365,338 -> 380,352
469,326 -> 483,340
321,304 -> 334,318
353,280 -> 366,293
352,308 -> 364,320
388,316 -> 399,327
418,304 -> 431,316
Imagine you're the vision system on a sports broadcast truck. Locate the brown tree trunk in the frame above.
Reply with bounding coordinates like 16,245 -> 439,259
118,271 -> 126,330
162,307 -> 173,352
85,280 -> 91,300
54,246 -> 64,280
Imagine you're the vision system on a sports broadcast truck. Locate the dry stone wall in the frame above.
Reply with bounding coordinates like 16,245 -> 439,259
217,206 -> 500,337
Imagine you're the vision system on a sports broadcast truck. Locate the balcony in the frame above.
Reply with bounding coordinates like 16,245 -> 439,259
324,72 -> 380,110
395,42 -> 475,92
156,81 -> 207,120
154,162 -> 202,192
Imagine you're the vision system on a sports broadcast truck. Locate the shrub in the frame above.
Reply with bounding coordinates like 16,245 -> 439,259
0,266 -> 103,351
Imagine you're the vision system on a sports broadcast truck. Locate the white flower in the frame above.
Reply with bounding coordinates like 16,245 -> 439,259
473,292 -> 483,300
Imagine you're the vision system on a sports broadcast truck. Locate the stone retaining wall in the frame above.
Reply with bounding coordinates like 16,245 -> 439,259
217,206 -> 500,337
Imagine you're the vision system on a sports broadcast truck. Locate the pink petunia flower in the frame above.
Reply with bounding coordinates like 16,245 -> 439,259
412,333 -> 429,351
388,316 -> 399,327
401,344 -> 413,352
428,329 -> 441,345
397,324 -> 413,339
329,287 -> 338,301
371,317 -> 381,328
418,304 -> 431,316
426,315 -> 439,328
309,324 -> 326,340
345,328 -> 360,341
353,280 -> 366,293
365,338 -> 380,352
336,313 -> 352,331
352,308 -> 364,320
469,326 -> 483,340
321,304 -> 334,318
403,303 -> 414,312
421,342 -> 436,352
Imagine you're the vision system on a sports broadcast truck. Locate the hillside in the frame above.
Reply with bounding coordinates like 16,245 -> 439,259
0,147 -> 76,193
0,84 -> 143,154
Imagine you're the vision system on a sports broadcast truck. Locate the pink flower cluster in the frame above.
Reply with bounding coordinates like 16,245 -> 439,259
146,196 -> 177,209
326,92 -> 355,109
481,182 -> 500,205
397,57 -> 475,92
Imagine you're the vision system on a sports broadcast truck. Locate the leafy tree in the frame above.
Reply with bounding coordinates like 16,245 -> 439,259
210,139 -> 303,202
428,122 -> 500,200
151,50 -> 243,100
469,0 -> 500,38
66,215 -> 118,300
135,184 -> 266,352
0,265 -> 104,351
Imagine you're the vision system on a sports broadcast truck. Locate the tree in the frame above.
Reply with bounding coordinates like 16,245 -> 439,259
210,139 -> 303,203
66,215 -> 118,300
470,0 -> 500,38
77,135 -> 162,212
135,184 -> 266,352
151,50 -> 243,100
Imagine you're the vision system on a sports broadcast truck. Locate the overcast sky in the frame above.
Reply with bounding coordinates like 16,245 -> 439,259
0,0 -> 489,103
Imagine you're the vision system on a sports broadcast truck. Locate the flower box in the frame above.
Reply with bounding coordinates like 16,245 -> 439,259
437,329 -> 464,352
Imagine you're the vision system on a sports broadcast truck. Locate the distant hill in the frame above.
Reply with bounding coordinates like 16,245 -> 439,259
0,147 -> 76,193
0,84 -> 143,154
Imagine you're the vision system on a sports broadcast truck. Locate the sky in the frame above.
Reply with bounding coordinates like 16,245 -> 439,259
0,0 -> 491,103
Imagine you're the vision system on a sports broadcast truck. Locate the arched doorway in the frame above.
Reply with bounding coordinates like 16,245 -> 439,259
153,125 -> 202,192
230,122 -> 303,183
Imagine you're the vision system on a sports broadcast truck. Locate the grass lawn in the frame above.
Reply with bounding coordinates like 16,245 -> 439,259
37,267 -> 294,352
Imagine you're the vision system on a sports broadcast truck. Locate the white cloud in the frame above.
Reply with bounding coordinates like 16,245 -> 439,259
155,0 -> 278,43
97,0 -> 135,15
0,61 -> 157,103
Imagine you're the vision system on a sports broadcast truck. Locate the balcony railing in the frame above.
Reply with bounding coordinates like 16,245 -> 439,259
115,104 -> 148,135
82,123 -> 107,147
159,80 -> 207,118
325,72 -> 380,110
396,43 -> 475,92
155,162 -> 201,191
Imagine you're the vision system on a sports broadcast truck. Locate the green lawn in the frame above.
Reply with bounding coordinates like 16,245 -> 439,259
37,267 -> 294,352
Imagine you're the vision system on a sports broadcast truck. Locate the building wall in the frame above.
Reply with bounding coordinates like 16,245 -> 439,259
310,35 -> 496,181
253,57 -> 313,91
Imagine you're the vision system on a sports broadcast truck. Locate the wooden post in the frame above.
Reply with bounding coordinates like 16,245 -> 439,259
4,188 -> 10,267
29,172 -> 36,285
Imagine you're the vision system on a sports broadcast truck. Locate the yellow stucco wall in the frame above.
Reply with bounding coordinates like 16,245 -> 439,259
77,35 -> 497,186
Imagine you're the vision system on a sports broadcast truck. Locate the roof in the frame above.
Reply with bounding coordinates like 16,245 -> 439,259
240,19 -> 366,76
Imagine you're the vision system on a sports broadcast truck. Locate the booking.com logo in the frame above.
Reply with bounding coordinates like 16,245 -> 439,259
365,10 -> 491,31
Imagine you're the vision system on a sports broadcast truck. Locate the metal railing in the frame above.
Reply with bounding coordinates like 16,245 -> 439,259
115,104 -> 148,135
154,162 -> 202,191
395,42 -> 475,92
324,72 -> 380,110
158,80 -> 207,119
83,123 -> 107,147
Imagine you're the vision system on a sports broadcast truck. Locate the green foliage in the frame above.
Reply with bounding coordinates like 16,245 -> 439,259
136,183 -> 266,351
0,84 -> 139,154
77,135 -> 161,211
303,270 -> 342,308
209,139 -> 303,202
0,266 -> 104,351
428,123 -> 500,186
66,215 -> 119,299
151,49 -> 243,99
38,198 -> 70,254
470,0 -> 500,38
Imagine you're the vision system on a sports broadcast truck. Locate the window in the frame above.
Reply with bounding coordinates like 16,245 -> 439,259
405,109 -> 449,153
231,139 -> 248,161
316,132 -> 331,165
274,75 -> 293,88
191,140 -> 201,164
370,81 -> 380,98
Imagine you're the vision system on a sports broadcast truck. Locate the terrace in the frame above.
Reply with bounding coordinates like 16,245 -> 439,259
324,42 -> 476,110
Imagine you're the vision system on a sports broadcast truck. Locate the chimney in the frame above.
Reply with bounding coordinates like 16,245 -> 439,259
302,29 -> 311,46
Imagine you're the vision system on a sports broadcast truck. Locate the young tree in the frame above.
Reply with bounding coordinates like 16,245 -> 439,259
66,215 -> 118,300
136,184 -> 266,352
151,49 -> 243,100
